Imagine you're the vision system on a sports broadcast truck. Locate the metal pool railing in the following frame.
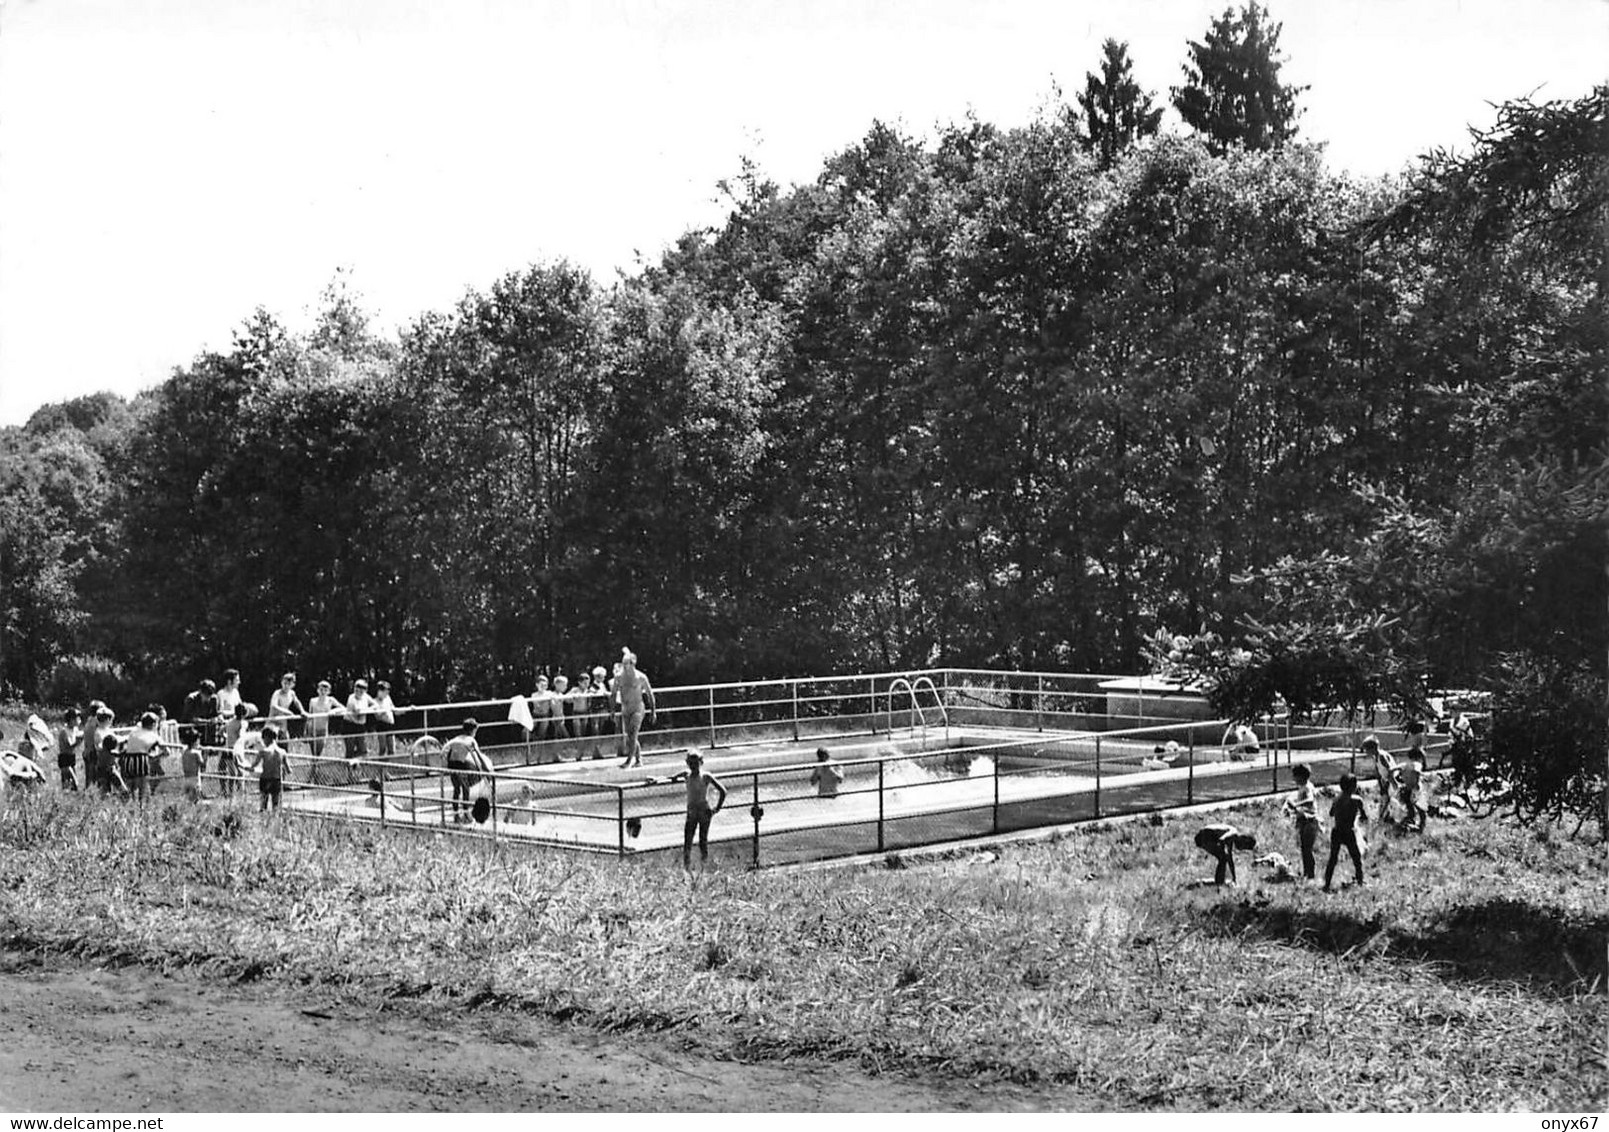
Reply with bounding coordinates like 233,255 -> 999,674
180,668 -> 1466,866
229,713 -> 1452,868
264,668 -> 1205,764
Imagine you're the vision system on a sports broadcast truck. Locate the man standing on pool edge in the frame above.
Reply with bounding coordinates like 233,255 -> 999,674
617,648 -> 656,770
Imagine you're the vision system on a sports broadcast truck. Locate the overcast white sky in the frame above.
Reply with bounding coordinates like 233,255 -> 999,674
0,0 -> 1604,426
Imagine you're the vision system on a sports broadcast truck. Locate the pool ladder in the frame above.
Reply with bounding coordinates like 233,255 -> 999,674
885,675 -> 949,746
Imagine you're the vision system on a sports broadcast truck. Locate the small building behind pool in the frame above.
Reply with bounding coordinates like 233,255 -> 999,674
1097,676 -> 1212,725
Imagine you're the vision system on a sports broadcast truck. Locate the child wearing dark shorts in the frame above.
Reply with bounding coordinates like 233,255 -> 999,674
257,726 -> 286,812
1323,773 -> 1368,891
1282,763 -> 1320,879
678,752 -> 727,873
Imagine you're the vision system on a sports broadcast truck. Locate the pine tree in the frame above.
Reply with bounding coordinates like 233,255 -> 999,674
1171,3 -> 1306,154
1077,39 -> 1165,169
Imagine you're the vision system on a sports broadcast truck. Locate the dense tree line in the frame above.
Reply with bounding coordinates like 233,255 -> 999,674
3,12 -> 1602,832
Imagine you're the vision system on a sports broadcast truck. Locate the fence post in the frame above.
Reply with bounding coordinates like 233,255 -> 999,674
409,765 -> 417,826
379,762 -> 386,827
491,773 -> 499,844
877,759 -> 885,852
1188,731 -> 1195,806
1037,674 -> 1044,732
617,787 -> 625,857
1094,735 -> 1102,819
792,681 -> 800,742
869,676 -> 877,736
708,687 -> 716,750
992,750 -> 1000,834
751,774 -> 761,870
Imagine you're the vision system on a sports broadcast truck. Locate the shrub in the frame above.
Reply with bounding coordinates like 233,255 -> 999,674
42,653 -> 140,711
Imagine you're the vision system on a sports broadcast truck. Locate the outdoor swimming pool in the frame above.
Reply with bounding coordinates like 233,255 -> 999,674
277,710 -> 1392,867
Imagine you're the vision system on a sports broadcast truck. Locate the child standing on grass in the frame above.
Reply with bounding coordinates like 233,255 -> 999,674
1281,763 -> 1320,880
1323,773 -> 1368,892
55,707 -> 82,791
256,726 -> 286,813
1363,736 -> 1396,824
1398,747 -> 1426,833
83,705 -> 113,792
678,752 -> 727,873
1444,711 -> 1476,776
118,711 -> 165,803
96,733 -> 120,795
1193,823 -> 1255,886
221,702 -> 252,799
180,726 -> 204,802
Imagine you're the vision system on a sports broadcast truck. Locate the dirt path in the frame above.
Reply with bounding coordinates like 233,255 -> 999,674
0,954 -> 1090,1112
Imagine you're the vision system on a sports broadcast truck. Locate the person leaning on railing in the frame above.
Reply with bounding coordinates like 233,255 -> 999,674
373,680 -> 397,759
566,675 -> 592,746
529,674 -> 559,748
553,673 -> 575,743
344,679 -> 375,761
182,678 -> 223,753
267,673 -> 306,748
306,681 -> 341,761
589,665 -> 612,760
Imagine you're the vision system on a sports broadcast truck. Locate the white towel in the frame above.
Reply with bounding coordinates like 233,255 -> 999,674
507,695 -> 534,731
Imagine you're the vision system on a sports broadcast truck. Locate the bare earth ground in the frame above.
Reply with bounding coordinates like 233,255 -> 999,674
0,953 -> 1090,1113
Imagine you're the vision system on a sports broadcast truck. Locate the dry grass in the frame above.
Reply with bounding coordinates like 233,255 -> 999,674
0,787 -> 1603,1111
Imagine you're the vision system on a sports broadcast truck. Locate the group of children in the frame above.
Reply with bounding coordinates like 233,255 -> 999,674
1197,731 -> 1442,892
40,703 -> 291,812
506,649 -> 658,768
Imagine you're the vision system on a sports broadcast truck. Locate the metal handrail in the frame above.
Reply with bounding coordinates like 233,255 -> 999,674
885,677 -> 921,737
912,674 -> 948,730
884,674 -> 947,737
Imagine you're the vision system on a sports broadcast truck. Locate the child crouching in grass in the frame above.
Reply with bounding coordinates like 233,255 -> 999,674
1193,823 -> 1256,886
1323,773 -> 1368,892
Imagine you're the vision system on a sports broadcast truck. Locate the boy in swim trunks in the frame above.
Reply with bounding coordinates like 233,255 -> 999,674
678,752 -> 726,873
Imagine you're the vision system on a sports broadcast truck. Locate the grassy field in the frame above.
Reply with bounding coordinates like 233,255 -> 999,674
0,785 -> 1603,1111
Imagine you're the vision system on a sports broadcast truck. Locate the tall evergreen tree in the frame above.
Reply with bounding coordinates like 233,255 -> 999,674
1077,39 -> 1164,169
1171,3 -> 1306,154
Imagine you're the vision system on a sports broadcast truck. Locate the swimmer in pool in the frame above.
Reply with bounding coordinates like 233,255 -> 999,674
809,746 -> 845,798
